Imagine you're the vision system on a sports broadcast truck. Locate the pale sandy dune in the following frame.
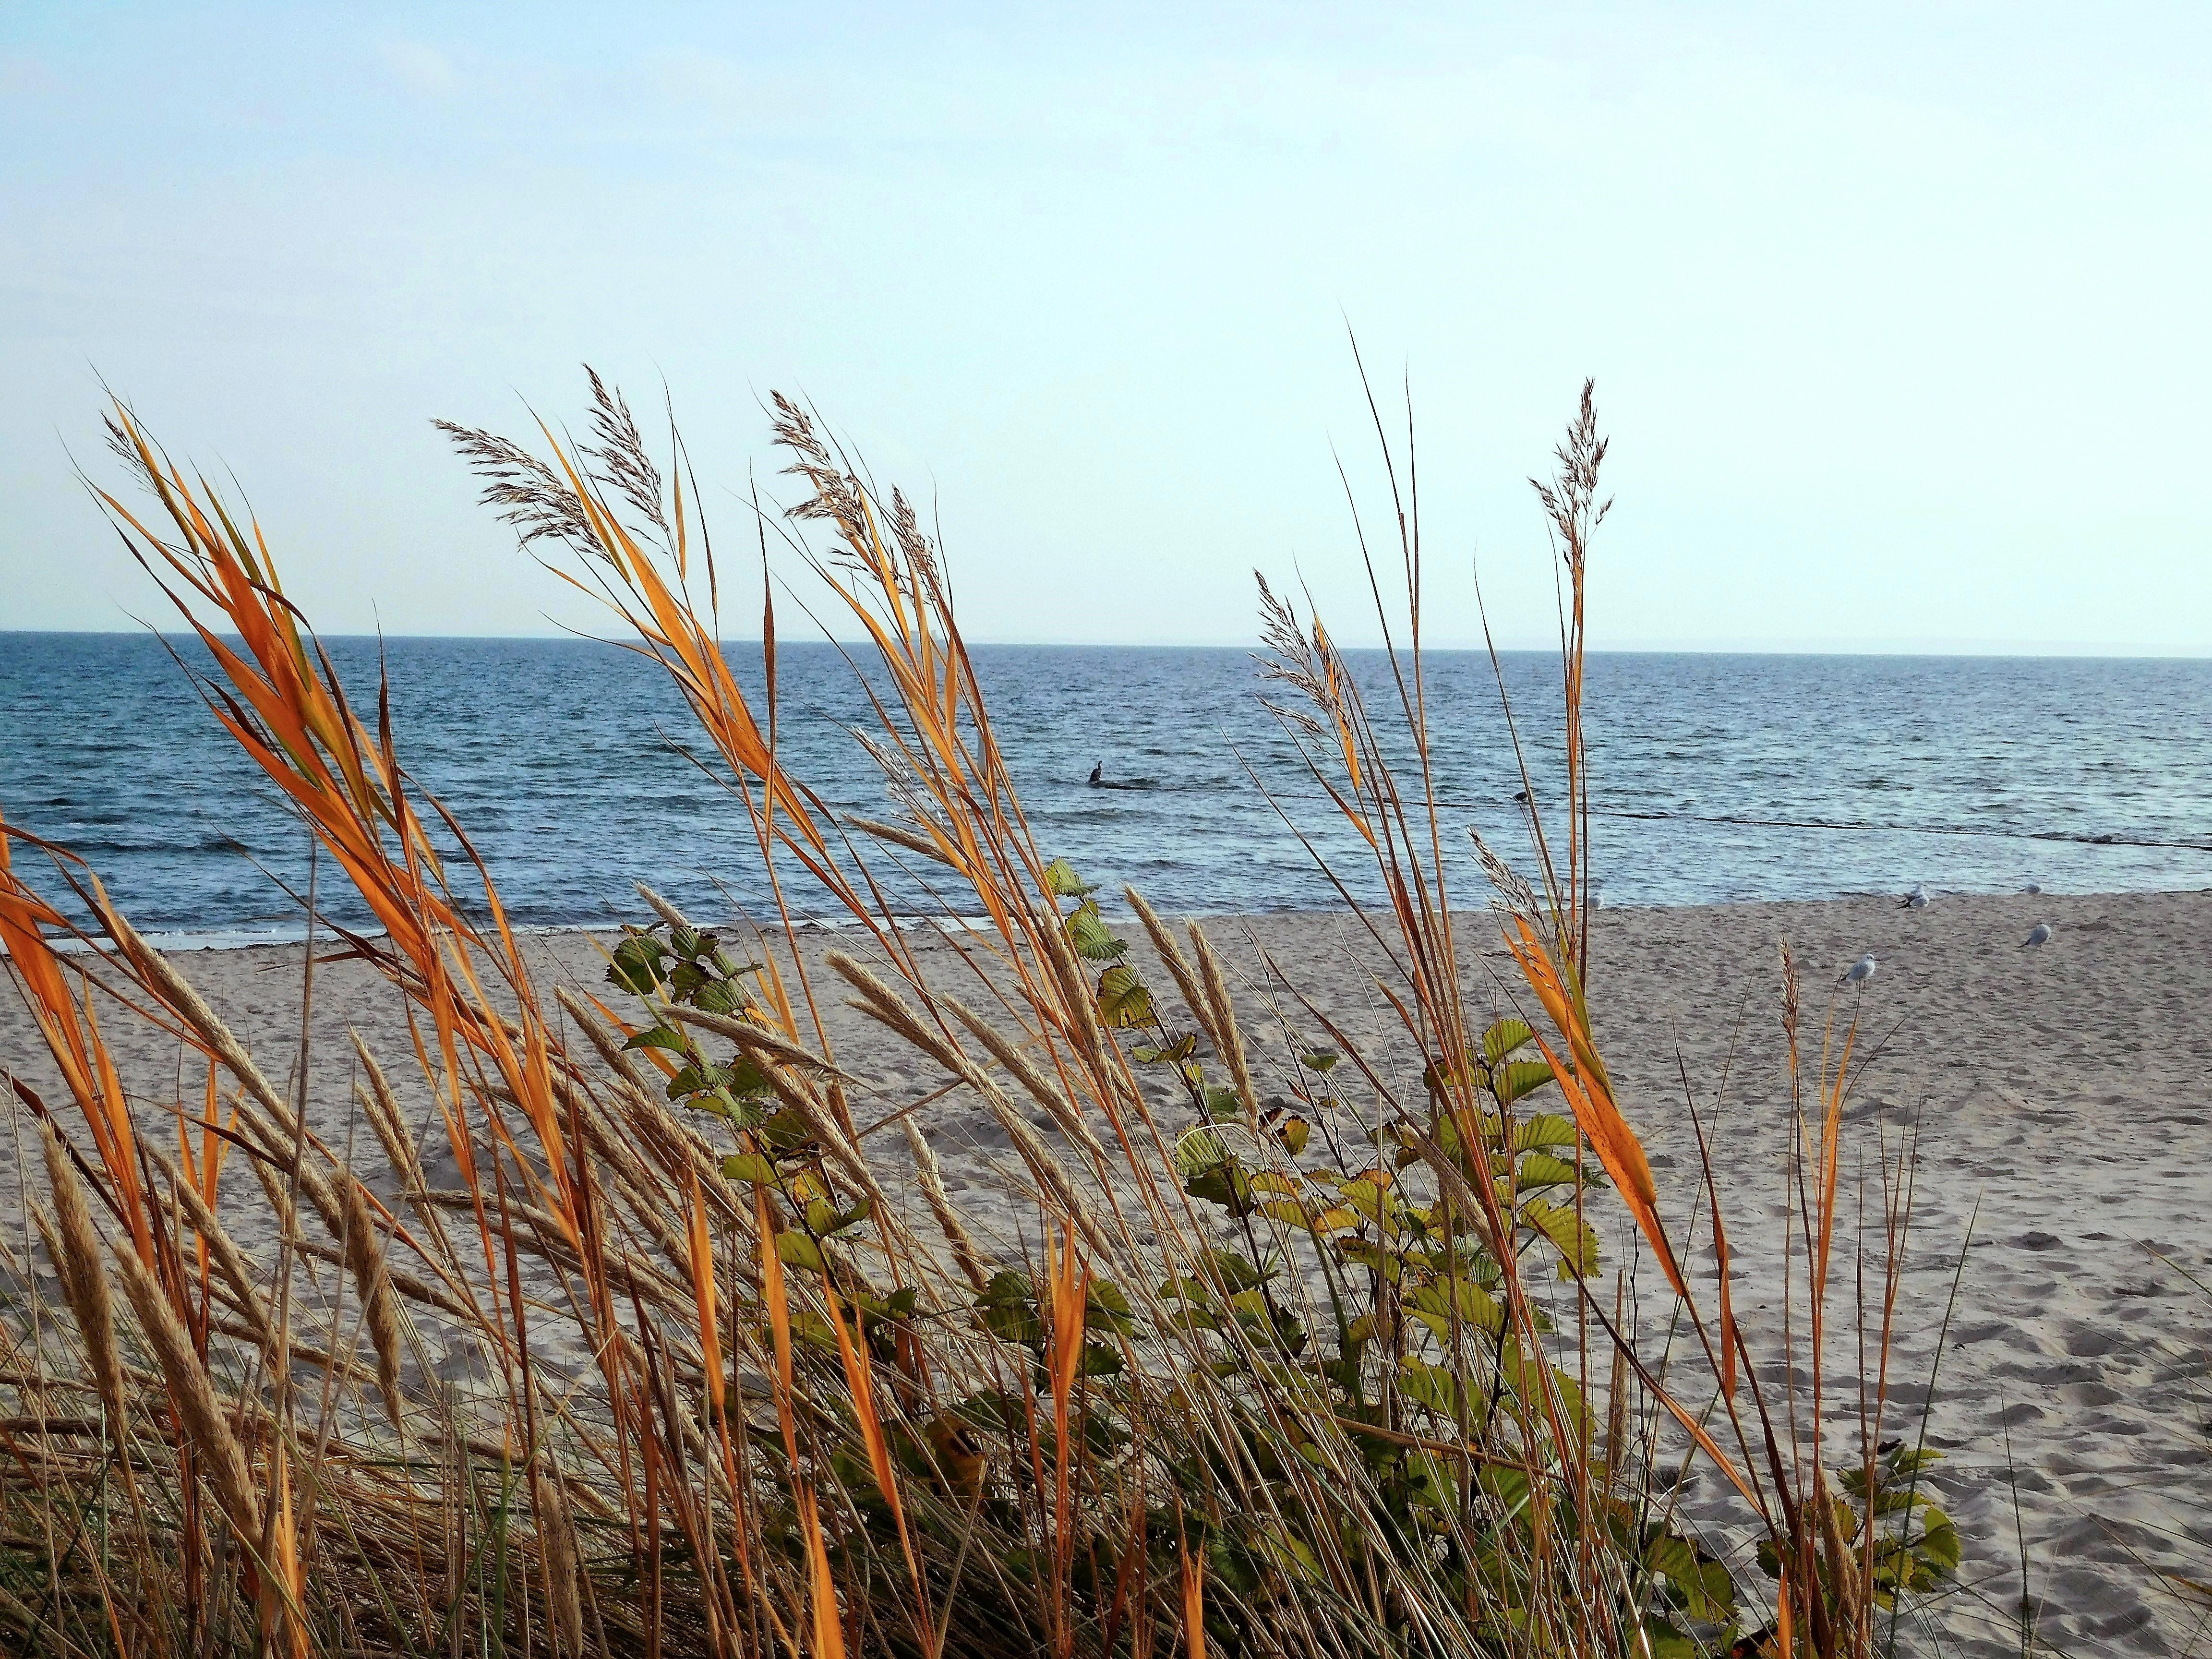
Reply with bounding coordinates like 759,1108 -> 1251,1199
4,887 -> 2210,1655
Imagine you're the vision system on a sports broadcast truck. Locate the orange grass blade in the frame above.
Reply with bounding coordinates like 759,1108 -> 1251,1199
1180,1535 -> 1207,1659
802,1490 -> 848,1659
686,1173 -> 724,1416
0,827 -> 155,1259
1506,917 -> 1683,1298
823,1281 -> 915,1580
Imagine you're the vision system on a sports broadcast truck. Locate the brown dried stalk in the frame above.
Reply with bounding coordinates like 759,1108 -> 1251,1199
1188,922 -> 1258,1126
110,1235 -> 261,1540
38,1122 -> 123,1435
337,1173 -> 407,1429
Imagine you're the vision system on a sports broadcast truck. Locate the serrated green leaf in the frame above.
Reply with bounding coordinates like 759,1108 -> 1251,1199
1496,1058 -> 1556,1105
1513,1113 -> 1580,1152
694,977 -> 747,1016
1043,858 -> 1096,897
1064,901 -> 1128,962
1637,1618 -> 1698,1659
1185,1159 -> 1255,1216
1917,1515 -> 1961,1572
1133,1032 -> 1199,1064
1398,1357 -> 1480,1419
978,1271 -> 1044,1347
775,1231 -> 827,1274
1481,1018 -> 1536,1064
721,1153 -> 779,1185
1410,1275 -> 1505,1338
1642,1532 -> 1736,1622
1174,1127 -> 1230,1176
608,935 -> 667,995
1095,964 -> 1153,1028
1520,1196 -> 1601,1276
1512,1152 -> 1582,1190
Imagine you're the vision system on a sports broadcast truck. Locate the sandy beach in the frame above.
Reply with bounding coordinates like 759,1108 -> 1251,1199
5,884 -> 2211,1655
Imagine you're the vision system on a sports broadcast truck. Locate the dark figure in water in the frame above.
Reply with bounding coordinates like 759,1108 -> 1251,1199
1089,762 -> 1104,786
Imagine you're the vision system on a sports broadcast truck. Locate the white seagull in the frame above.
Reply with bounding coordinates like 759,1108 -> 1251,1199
1840,953 -> 1877,987
1900,883 -> 1929,909
2022,922 -> 2055,948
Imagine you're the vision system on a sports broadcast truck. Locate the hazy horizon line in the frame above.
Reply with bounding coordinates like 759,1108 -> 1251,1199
5,627 -> 2209,662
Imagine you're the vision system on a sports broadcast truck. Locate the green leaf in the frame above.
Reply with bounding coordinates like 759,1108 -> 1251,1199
1297,1048 -> 1340,1073
1478,1461 -> 1531,1517
1512,1153 -> 1582,1191
1642,1531 -> 1737,1623
1398,1357 -> 1480,1419
757,1107 -> 819,1154
1084,1278 -> 1137,1337
1205,1250 -> 1271,1292
608,935 -> 667,995
1095,965 -> 1153,1029
1043,858 -> 1096,897
978,1271 -> 1044,1347
1410,1275 -> 1505,1338
1335,1238 -> 1406,1283
1481,1019 -> 1536,1064
1637,1619 -> 1698,1659
1174,1127 -> 1230,1176
1064,901 -> 1128,962
693,977 -> 748,1016
775,1231 -> 827,1274
623,1024 -> 691,1056
1520,1197 -> 1601,1276
1340,1174 -> 1396,1227
1916,1513 -> 1961,1573
1203,1085 -> 1244,1122
1513,1113 -> 1580,1152
1496,1058 -> 1556,1105
1499,1341 -> 1584,1430
1186,1160 -> 1255,1216
1133,1033 -> 1199,1064
721,1153 -> 779,1186
806,1196 -> 872,1236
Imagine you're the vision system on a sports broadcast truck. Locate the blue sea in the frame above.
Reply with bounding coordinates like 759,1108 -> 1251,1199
2,633 -> 2209,945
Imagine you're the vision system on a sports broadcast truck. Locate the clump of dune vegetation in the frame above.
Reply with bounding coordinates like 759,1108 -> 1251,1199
0,376 -> 1958,1656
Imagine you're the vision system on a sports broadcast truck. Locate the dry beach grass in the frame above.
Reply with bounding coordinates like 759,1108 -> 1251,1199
0,375 -> 2190,1655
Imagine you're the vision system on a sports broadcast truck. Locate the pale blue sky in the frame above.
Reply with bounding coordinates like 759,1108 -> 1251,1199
4,3 -> 2208,650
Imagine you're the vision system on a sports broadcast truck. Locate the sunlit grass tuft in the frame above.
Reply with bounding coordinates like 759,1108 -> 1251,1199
0,377 -> 1960,1656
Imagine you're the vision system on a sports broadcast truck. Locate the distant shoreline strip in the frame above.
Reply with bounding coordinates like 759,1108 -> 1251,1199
1267,792 -> 2212,854
1584,805 -> 2212,854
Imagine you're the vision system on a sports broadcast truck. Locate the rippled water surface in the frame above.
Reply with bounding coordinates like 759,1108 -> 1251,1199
3,633 -> 2208,942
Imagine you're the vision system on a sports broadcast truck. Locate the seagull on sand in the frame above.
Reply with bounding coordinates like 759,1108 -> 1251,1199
2022,922 -> 2055,948
1840,953 -> 1877,987
1900,883 -> 1928,909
